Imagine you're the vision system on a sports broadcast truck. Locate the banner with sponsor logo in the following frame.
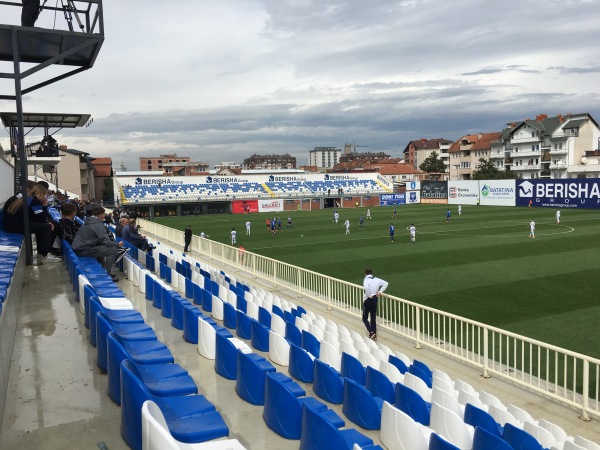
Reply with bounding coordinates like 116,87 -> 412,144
420,181 -> 448,204
232,200 -> 259,214
406,190 -> 420,204
516,179 -> 600,209
380,194 -> 406,206
258,199 -> 284,212
406,181 -> 421,192
479,180 -> 516,206
448,181 -> 479,205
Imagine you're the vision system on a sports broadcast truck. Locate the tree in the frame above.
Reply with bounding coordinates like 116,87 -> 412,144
419,151 -> 446,173
471,158 -> 520,180
102,177 -> 114,201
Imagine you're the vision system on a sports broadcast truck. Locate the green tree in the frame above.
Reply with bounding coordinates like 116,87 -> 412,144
419,151 -> 446,173
102,177 -> 114,201
471,158 -> 520,180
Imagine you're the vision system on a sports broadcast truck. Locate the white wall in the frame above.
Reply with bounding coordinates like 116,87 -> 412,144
0,157 -> 14,207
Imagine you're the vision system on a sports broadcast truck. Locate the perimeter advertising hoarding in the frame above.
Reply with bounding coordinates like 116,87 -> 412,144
380,194 -> 406,206
420,181 -> 448,204
232,200 -> 259,214
406,181 -> 421,191
479,180 -> 516,206
258,199 -> 284,212
447,181 -> 479,205
406,190 -> 420,204
516,179 -> 600,209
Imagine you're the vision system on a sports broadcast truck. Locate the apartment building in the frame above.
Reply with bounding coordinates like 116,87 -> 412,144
403,138 -> 452,172
308,147 -> 342,170
448,132 -> 502,180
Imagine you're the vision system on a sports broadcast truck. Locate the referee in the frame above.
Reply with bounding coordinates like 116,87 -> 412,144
362,269 -> 389,341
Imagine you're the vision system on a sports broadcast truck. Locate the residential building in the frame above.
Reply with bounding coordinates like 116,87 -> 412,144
403,138 -> 453,172
140,154 -> 190,172
339,151 -> 390,164
92,157 -> 113,201
448,132 -> 502,180
242,153 -> 296,170
308,147 -> 342,170
162,161 -> 209,176
214,162 -> 242,171
493,113 -> 600,179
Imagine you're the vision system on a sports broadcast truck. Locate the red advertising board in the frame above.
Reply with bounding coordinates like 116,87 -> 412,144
232,200 -> 259,214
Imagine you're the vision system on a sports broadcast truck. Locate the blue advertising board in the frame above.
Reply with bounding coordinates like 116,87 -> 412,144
515,179 -> 600,209
380,194 -> 406,206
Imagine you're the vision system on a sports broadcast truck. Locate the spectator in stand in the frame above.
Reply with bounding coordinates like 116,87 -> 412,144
59,203 -> 79,245
72,206 -> 126,281
115,217 -> 128,238
122,218 -> 153,252
184,225 -> 192,253
3,183 -> 61,263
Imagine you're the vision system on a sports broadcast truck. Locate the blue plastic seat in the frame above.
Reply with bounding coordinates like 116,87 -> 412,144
272,304 -> 284,319
464,403 -> 503,438
170,296 -> 191,330
299,401 -> 374,450
214,332 -> 245,380
250,318 -> 270,352
202,287 -> 213,312
160,288 -> 174,319
122,359 -> 197,398
289,343 -> 315,383
503,423 -> 545,450
473,426 -> 513,450
313,359 -> 344,404
429,432 -> 461,450
285,321 -> 302,347
223,301 -> 237,330
301,330 -> 321,358
341,352 -> 366,385
106,332 -> 174,405
88,295 -> 144,348
236,310 -> 252,339
258,306 -> 272,329
365,366 -> 395,403
182,304 -> 205,344
263,372 -> 337,439
192,283 -> 204,305
394,382 -> 431,426
409,364 -> 433,388
388,354 -> 409,374
120,360 -> 229,450
235,351 -> 276,405
342,378 -> 384,430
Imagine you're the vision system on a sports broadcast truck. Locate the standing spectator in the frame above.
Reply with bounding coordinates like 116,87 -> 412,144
389,223 -> 395,243
72,206 -> 126,281
231,228 -> 237,245
59,203 -> 80,245
184,225 -> 192,252
362,269 -> 388,341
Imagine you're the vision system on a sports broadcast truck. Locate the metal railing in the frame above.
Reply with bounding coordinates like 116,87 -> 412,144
138,217 -> 600,420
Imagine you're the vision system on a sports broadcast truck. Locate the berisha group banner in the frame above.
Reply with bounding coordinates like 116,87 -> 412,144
516,179 -> 600,209
420,181 -> 448,204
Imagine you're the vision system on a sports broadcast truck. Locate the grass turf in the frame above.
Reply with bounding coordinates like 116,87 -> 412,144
152,204 -> 600,357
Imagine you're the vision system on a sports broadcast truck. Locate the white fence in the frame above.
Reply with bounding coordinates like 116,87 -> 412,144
139,217 -> 600,420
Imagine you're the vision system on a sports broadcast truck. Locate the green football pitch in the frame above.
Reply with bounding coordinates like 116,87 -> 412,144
152,204 -> 600,358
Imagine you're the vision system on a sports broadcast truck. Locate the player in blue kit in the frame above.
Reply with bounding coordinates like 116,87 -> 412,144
389,223 -> 395,242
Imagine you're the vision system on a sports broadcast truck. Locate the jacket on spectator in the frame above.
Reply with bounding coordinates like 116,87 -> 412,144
72,216 -> 118,253
59,218 -> 79,245
122,224 -> 145,248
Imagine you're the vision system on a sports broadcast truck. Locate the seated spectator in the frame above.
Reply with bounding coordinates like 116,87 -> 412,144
3,183 -> 61,263
115,217 -> 128,238
59,203 -> 80,245
122,218 -> 153,252
72,206 -> 126,281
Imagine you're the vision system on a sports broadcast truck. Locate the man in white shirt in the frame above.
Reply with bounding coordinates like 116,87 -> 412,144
409,224 -> 416,243
334,211 -> 339,224
362,269 -> 389,340
344,218 -> 350,235
556,209 -> 561,224
231,228 -> 237,245
529,220 -> 535,238
246,220 -> 251,235
367,209 -> 371,219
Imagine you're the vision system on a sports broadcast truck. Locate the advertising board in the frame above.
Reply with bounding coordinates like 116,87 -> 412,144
232,200 -> 259,214
479,180 -> 516,206
515,179 -> 600,209
420,181 -> 448,204
380,194 -> 406,206
447,181 -> 479,205
258,199 -> 284,212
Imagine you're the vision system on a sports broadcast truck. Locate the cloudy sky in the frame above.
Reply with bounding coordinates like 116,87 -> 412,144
1,0 -> 599,169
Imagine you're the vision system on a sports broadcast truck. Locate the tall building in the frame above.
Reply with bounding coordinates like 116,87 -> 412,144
308,147 -> 342,170
448,132 -> 502,180
491,113 -> 600,179
403,138 -> 452,172
140,154 -> 190,172
242,153 -> 296,170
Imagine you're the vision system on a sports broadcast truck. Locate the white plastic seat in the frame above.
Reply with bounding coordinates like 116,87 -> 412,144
268,331 -> 290,367
370,346 -> 386,363
432,387 -> 463,418
339,340 -> 359,359
380,401 -> 432,450
295,317 -> 310,334
404,372 -> 432,403
538,418 -> 570,443
562,441 -> 587,450
353,337 -> 370,354
432,368 -> 453,385
305,310 -> 316,321
98,296 -> 133,310
524,421 -> 559,449
432,376 -> 456,397
394,351 -> 412,367
454,378 -> 477,396
358,349 -> 379,371
218,284 -> 228,302
270,314 -> 286,336
198,318 -> 217,360
319,340 -> 342,372
323,331 -> 340,350
308,323 -> 324,341
300,313 -> 313,325
574,436 -> 600,450
131,262 -> 141,287
479,390 -> 505,411
430,402 -> 474,450
377,343 -> 393,360
507,404 -> 536,426
246,301 -> 259,321
378,360 -> 405,386
488,404 -> 521,428
211,296 -> 224,321
457,389 -> 485,411
141,400 -> 248,450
